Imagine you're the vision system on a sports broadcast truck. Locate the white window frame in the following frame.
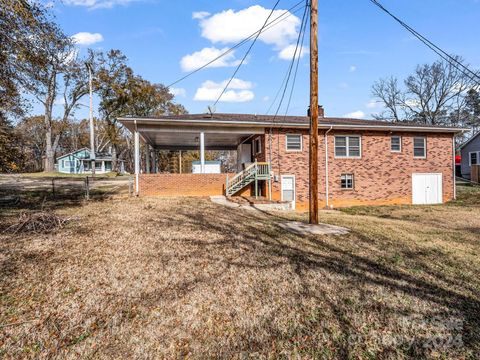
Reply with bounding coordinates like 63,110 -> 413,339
253,137 -> 262,155
63,160 -> 72,167
391,135 -> 402,153
413,136 -> 427,159
469,151 -> 479,166
285,134 -> 303,152
340,174 -> 354,190
334,135 -> 362,158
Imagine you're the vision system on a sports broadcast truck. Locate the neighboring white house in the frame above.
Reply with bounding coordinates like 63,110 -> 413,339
56,148 -> 125,174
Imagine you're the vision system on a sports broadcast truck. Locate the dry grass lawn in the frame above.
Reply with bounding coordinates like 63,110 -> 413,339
1,184 -> 479,359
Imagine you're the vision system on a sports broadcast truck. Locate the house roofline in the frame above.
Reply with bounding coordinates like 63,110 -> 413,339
118,116 -> 467,134
57,147 -> 90,160
459,132 -> 480,150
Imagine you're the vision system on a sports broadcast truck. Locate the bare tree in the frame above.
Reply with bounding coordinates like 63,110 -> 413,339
372,57 -> 477,126
371,77 -> 404,122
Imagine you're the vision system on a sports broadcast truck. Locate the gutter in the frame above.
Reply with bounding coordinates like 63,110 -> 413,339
325,126 -> 333,208
118,117 -> 466,133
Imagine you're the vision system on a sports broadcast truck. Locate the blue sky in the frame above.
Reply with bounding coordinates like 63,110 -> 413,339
47,0 -> 480,119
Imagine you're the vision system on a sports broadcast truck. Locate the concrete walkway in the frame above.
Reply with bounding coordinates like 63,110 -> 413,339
210,196 -> 290,211
277,221 -> 350,236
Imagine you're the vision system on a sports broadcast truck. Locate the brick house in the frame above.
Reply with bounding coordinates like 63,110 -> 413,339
118,109 -> 464,209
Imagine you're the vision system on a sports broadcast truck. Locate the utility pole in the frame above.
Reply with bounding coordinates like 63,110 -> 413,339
309,0 -> 319,224
86,62 -> 96,177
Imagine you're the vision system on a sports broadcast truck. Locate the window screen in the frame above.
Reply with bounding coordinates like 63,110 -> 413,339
286,134 -> 302,151
335,136 -> 361,157
413,137 -> 426,158
391,136 -> 401,152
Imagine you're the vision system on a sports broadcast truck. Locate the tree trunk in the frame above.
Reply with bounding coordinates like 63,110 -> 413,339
43,74 -> 57,172
44,127 -> 54,172
111,145 -> 117,172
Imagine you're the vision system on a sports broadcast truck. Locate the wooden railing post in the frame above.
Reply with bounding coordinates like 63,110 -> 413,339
254,161 -> 258,199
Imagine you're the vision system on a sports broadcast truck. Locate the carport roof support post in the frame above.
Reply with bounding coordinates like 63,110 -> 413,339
134,124 -> 140,195
200,131 -> 205,174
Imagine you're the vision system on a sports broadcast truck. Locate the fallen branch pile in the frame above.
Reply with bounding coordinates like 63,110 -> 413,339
7,211 -> 70,235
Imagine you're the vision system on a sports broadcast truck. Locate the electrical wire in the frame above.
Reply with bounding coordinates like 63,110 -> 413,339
284,2 -> 309,116
166,0 -> 306,89
266,0 -> 309,172
213,0 -> 281,107
271,2 -> 309,122
369,0 -> 480,85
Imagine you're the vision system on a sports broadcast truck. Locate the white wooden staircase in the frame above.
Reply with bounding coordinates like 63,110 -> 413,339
226,162 -> 271,197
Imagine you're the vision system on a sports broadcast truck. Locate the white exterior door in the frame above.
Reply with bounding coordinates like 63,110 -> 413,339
412,173 -> 443,205
281,175 -> 296,210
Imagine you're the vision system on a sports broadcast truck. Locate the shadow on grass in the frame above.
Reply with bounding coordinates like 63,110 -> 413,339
166,202 -> 480,357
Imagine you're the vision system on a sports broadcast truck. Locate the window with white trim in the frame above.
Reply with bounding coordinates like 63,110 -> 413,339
470,152 -> 478,166
334,136 -> 361,157
341,174 -> 354,189
253,137 -> 262,154
63,160 -> 72,167
413,137 -> 426,158
286,134 -> 302,151
391,135 -> 401,152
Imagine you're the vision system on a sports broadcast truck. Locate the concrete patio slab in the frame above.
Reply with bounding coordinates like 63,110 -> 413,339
277,221 -> 350,236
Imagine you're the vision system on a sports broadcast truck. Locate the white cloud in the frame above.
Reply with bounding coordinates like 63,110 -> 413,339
349,65 -> 357,72
344,110 -> 365,119
192,11 -> 210,20
72,32 -> 104,45
180,47 -> 241,72
64,0 -> 139,9
170,87 -> 186,98
198,5 -> 301,49
366,100 -> 381,109
194,78 -> 255,103
278,44 -> 309,60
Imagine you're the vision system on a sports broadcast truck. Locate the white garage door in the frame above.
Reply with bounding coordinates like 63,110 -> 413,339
412,173 -> 443,205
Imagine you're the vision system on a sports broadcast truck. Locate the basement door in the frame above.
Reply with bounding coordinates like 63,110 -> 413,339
281,175 -> 296,210
412,173 -> 443,205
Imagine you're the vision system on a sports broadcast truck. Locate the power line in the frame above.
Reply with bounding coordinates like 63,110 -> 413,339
284,2 -> 309,116
267,0 -> 309,171
270,1 -> 309,121
369,0 -> 480,85
166,0 -> 306,89
213,0 -> 281,107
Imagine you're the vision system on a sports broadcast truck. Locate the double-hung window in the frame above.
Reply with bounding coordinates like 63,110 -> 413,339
391,135 -> 401,152
470,152 -> 478,166
413,137 -> 426,158
334,136 -> 361,158
286,134 -> 302,151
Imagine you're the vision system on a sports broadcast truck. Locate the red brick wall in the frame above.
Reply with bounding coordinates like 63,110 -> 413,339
137,173 -> 233,197
264,129 -> 455,209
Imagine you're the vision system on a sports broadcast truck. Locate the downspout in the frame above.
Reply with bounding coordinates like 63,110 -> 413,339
325,126 -> 333,208
453,135 -> 456,200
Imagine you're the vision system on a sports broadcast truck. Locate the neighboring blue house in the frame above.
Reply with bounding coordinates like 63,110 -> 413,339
56,148 -> 123,174
460,132 -> 480,180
